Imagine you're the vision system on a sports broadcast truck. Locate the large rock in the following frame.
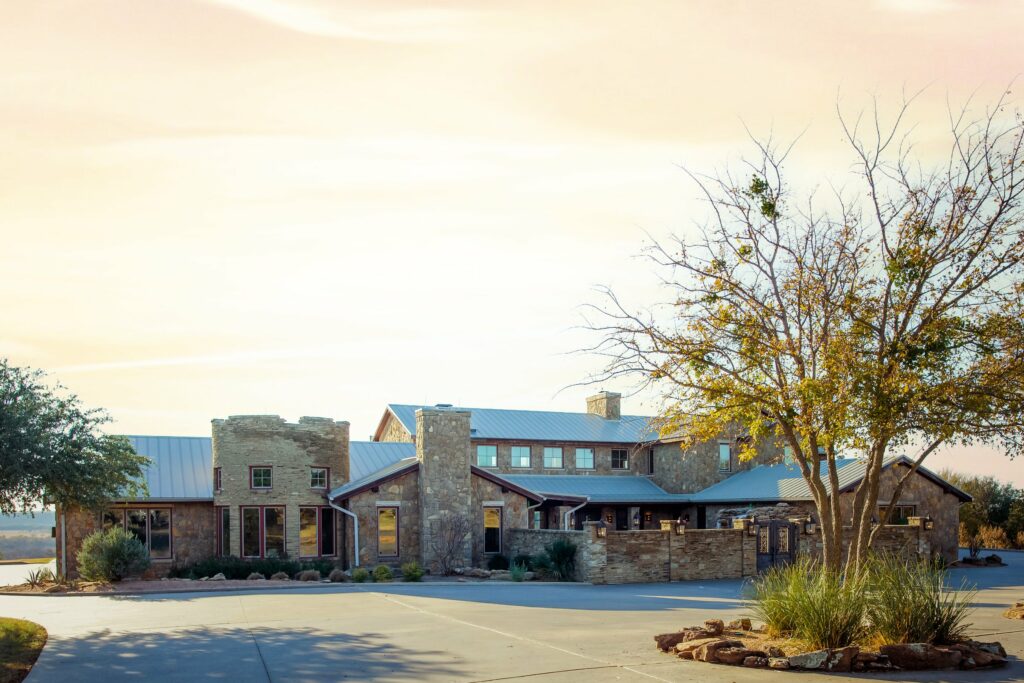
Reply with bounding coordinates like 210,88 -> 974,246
209,573 -> 226,581
768,657 -> 790,670
692,639 -> 743,663
715,647 -> 766,666
675,637 -> 725,659
703,619 -> 725,636
788,649 -> 830,670
825,646 -> 859,672
743,656 -> 769,668
726,618 -> 752,631
654,627 -> 718,651
949,643 -> 1007,668
879,643 -> 962,670
1005,602 -> 1024,620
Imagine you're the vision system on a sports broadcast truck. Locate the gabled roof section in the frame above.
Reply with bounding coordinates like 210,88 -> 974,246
470,466 -> 545,504
328,457 -> 419,501
384,404 -> 656,444
689,456 -> 972,504
499,473 -> 690,504
350,441 -> 415,480
123,435 -> 213,501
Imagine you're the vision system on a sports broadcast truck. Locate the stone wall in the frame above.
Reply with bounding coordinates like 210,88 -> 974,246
377,412 -> 414,443
505,528 -> 596,582
57,502 -> 215,579
652,436 -> 783,494
470,475 -> 529,566
799,524 -> 936,565
345,469 -> 420,568
212,415 -> 349,559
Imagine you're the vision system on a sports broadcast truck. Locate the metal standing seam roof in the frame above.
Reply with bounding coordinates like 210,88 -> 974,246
385,404 -> 658,444
688,455 -> 972,503
349,441 -> 416,480
499,474 -> 691,504
328,456 -> 419,500
123,435 -> 213,501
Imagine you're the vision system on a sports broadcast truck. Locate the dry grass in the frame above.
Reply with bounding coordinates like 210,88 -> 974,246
0,618 -> 47,683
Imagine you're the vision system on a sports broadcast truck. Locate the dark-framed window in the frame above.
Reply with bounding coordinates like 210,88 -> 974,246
718,443 -> 732,472
880,504 -> 917,525
510,445 -> 531,468
476,445 -> 497,467
377,507 -> 399,558
484,506 -> 502,554
250,466 -> 272,490
216,506 -> 231,557
101,507 -> 172,559
214,467 -> 222,492
240,505 -> 285,558
611,449 -> 629,470
310,467 -> 329,490
299,506 -> 337,557
575,448 -> 594,470
543,447 -> 563,469
646,449 -> 655,475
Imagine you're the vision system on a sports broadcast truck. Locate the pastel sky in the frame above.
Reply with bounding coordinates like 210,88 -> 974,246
1,1 -> 1022,485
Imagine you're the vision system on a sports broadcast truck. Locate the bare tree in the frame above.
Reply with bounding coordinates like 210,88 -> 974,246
586,91 -> 1024,572
427,512 -> 472,576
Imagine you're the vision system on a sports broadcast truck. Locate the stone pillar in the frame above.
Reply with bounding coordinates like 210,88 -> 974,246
417,408 -> 473,571
586,391 -> 621,420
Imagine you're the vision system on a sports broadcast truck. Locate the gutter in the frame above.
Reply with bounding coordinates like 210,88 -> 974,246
329,500 -> 360,569
563,498 -> 589,530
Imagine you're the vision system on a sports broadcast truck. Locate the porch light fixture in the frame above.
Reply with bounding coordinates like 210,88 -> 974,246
804,518 -> 818,535
747,520 -> 758,537
596,525 -> 607,538
923,516 -> 934,531
644,511 -> 653,523
605,514 -> 614,524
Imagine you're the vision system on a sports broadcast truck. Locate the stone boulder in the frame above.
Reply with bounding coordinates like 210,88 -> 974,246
654,627 -> 718,652
949,642 -> 1008,668
715,647 -> 766,666
464,568 -> 491,579
270,572 -> 290,581
1005,602 -> 1024,620
703,619 -> 725,636
726,618 -> 752,631
743,656 -> 768,668
768,657 -> 790,670
692,639 -> 743,663
675,638 -> 724,659
788,649 -> 831,670
879,643 -> 962,670
246,572 -> 266,581
826,646 -> 859,672
209,573 -> 226,581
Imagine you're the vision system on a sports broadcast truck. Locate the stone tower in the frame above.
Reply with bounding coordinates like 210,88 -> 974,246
416,407 -> 473,571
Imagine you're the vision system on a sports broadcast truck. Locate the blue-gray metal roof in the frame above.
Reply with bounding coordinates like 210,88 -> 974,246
688,455 -> 971,503
349,441 -> 415,480
386,404 -> 657,444
499,474 -> 690,504
124,435 -> 213,501
328,456 -> 418,500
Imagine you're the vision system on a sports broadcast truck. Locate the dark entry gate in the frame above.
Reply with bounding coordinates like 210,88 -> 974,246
756,520 -> 797,571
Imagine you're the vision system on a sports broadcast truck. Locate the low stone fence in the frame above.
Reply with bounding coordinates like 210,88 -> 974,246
799,523 -> 933,564
506,523 -> 756,585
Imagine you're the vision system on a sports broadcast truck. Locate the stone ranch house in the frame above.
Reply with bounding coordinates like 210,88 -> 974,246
55,392 -> 970,582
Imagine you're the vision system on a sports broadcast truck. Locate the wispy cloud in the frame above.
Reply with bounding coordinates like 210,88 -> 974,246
54,347 -> 344,373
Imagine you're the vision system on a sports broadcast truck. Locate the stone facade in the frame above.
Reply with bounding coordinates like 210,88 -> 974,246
212,415 -> 348,559
505,528 -> 596,582
417,408 -> 475,571
469,475 -> 530,565
346,469 -> 420,567
586,391 -> 621,420
651,435 -> 782,495
376,412 -> 413,443
57,502 -> 215,579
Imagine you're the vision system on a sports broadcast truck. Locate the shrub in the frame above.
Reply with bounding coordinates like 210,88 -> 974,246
747,561 -> 802,636
530,553 -> 552,577
866,554 -> 976,645
168,556 -> 302,580
977,525 -> 1011,549
295,569 -> 321,582
486,554 -> 510,570
509,562 -> 528,582
544,539 -> 577,581
247,572 -> 265,581
352,567 -> 369,583
26,567 -> 54,588
1017,531 -> 1024,549
328,568 -> 349,583
270,571 -> 290,580
401,561 -> 425,582
512,554 -> 534,571
77,528 -> 150,582
373,565 -> 394,583
301,559 -> 336,576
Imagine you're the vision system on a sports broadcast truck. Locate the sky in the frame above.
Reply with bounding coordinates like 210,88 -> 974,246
1,0 -> 1022,485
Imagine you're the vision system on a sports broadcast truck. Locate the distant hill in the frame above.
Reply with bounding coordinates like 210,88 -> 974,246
0,510 -> 55,532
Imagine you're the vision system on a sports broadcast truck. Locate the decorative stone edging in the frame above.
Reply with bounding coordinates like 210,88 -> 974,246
655,620 -> 1008,672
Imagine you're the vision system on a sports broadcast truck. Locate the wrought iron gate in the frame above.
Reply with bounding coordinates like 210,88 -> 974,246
756,520 -> 797,571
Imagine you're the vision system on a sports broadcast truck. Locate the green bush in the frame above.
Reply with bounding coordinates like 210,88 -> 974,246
544,539 -> 577,581
487,554 -> 510,570
373,565 -> 394,582
352,567 -> 370,583
167,556 -> 334,580
401,561 -> 424,582
76,527 -> 150,582
509,562 -> 528,582
26,567 -> 54,588
866,554 -> 976,644
512,554 -> 534,570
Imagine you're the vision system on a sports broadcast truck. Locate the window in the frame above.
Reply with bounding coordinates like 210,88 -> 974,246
214,467 -> 222,492
880,504 -> 917,525
484,507 -> 502,554
240,506 -> 285,558
476,445 -> 497,467
320,508 -> 336,556
104,507 -> 172,558
310,467 -> 328,489
646,449 -> 655,475
718,443 -> 732,472
511,446 -> 531,468
378,507 -> 399,557
611,449 -> 629,470
543,447 -> 563,469
575,448 -> 594,469
250,466 -> 272,489
532,510 -> 542,529
216,507 -> 230,557
783,446 -> 794,464
297,506 -> 337,558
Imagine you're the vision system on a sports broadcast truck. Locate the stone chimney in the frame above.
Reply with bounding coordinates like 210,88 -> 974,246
416,407 -> 473,571
586,391 -> 621,420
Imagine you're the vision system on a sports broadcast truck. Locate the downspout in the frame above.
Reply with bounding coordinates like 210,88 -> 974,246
59,507 -> 67,580
527,499 -> 544,528
563,498 -> 589,530
329,500 -> 359,568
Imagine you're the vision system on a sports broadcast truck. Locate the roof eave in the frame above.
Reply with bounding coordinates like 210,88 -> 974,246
470,466 -> 545,503
329,462 -> 420,502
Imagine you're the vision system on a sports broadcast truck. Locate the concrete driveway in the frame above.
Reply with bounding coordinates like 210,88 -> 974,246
1,553 -> 1021,683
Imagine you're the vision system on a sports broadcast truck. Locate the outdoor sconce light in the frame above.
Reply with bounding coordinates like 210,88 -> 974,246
676,521 -> 686,535
923,516 -> 934,531
644,511 -> 653,523
596,525 -> 607,538
804,518 -> 818,535
747,519 -> 758,536
605,514 -> 614,524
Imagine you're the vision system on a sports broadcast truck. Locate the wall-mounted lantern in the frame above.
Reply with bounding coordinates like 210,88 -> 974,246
605,514 -> 614,524
596,524 -> 607,538
644,511 -> 653,523
748,521 -> 759,537
804,517 -> 818,535
923,516 -> 934,531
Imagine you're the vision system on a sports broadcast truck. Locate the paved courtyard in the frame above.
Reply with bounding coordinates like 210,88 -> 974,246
1,553 -> 1021,682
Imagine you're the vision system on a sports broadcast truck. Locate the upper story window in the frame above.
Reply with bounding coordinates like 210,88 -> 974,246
611,449 -> 629,470
476,445 -> 497,467
575,448 -> 594,469
646,449 -> 655,475
251,466 -> 273,489
310,467 -> 328,489
543,447 -> 563,469
718,443 -> 732,472
213,467 -> 222,492
880,504 -> 916,525
511,446 -> 531,468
